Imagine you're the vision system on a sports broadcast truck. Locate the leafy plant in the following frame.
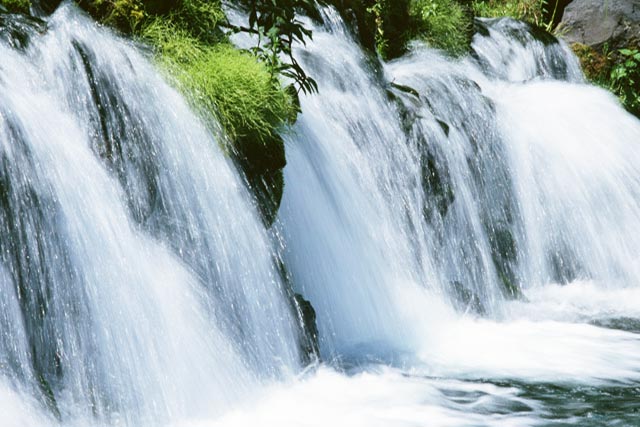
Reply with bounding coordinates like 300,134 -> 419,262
366,0 -> 388,56
225,0 -> 318,94
609,48 -> 640,116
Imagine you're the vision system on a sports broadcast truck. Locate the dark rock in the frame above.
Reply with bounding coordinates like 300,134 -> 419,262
389,82 -> 420,99
143,0 -> 179,15
421,150 -> 455,219
294,293 -> 319,363
559,0 -> 640,50
32,0 -> 61,15
543,0 -> 573,29
474,18 -> 490,37
234,133 -> 287,227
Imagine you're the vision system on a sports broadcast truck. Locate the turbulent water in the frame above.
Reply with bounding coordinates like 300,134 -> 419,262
2,4 -> 640,427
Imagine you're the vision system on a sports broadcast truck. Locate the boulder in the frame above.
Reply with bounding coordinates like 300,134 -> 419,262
559,0 -> 640,50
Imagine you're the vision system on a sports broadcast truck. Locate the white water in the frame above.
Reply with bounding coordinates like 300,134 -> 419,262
276,6 -> 640,426
2,3 -> 640,427
0,5 -> 301,426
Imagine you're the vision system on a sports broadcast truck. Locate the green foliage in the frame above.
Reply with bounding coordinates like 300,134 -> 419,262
365,0 -> 411,59
410,0 -> 471,55
142,20 -> 296,157
472,0 -> 548,26
609,48 -> 640,117
0,0 -> 31,14
573,43 -> 640,118
226,0 -> 318,94
165,0 -> 224,42
77,0 -> 147,32
572,43 -> 613,83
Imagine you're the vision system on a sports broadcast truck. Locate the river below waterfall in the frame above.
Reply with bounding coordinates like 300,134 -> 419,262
1,3 -> 640,427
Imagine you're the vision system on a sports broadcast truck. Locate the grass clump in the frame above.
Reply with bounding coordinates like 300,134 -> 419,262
0,0 -> 31,13
572,43 -> 640,118
142,20 -> 296,159
410,0 -> 471,55
472,0 -> 547,25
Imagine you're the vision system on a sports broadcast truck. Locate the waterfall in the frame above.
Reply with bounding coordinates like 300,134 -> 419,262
0,4 -> 301,425
279,3 -> 640,387
2,2 -> 640,426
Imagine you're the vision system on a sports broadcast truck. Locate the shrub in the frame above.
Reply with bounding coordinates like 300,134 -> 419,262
366,0 -> 412,59
609,48 -> 640,117
227,0 -> 319,94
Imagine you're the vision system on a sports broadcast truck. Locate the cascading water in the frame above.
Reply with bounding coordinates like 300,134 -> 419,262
272,6 -> 640,426
3,2 -> 640,427
0,4 -> 303,426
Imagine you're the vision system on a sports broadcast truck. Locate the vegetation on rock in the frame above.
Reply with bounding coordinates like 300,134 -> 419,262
472,0 -> 548,25
410,0 -> 472,56
575,45 -> 640,118
0,0 -> 31,14
328,0 -> 471,59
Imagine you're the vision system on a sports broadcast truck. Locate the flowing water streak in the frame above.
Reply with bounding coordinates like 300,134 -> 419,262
277,7 -> 452,363
0,5 -> 302,425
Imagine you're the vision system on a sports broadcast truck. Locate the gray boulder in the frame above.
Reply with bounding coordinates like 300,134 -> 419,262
559,0 -> 640,49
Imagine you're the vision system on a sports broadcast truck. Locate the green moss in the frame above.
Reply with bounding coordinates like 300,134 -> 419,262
0,0 -> 31,14
571,43 -> 613,84
410,0 -> 472,55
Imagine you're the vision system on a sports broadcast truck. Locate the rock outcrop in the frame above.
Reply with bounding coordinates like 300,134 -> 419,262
559,0 -> 640,49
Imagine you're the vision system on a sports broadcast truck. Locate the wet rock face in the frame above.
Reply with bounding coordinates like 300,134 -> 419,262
559,0 -> 640,49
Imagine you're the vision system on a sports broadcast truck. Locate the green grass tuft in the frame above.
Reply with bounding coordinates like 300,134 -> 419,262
141,19 -> 296,157
410,0 -> 471,55
472,0 -> 547,25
